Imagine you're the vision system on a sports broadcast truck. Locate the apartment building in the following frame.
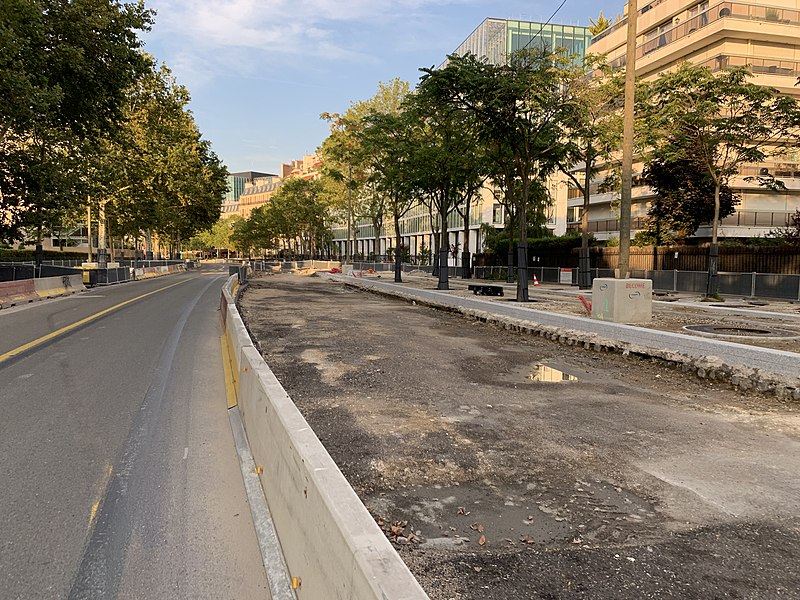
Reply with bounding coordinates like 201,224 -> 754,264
222,171 -> 274,216
281,155 -> 323,181
573,0 -> 800,240
235,155 -> 322,220
237,174 -> 283,220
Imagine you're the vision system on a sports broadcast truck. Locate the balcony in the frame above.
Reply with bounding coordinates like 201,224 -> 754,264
604,1 -> 800,71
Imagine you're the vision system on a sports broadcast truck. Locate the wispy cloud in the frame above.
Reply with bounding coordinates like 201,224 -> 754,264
143,0 -> 474,91
148,0 -> 467,57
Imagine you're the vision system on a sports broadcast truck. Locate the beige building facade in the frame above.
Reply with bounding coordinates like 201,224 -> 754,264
574,0 -> 800,240
235,154 -> 322,220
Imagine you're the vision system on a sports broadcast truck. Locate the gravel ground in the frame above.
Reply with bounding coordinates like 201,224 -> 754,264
239,271 -> 800,600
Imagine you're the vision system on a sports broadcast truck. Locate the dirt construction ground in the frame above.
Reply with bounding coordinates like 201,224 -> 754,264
239,272 -> 800,600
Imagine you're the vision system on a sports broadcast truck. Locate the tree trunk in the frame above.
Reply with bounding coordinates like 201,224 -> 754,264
437,210 -> 449,290
432,233 -> 439,274
516,181 -> 529,302
461,207 -> 471,279
707,180 -> 722,297
505,207 -> 514,284
373,218 -> 382,261
394,211 -> 402,283
35,223 -> 43,268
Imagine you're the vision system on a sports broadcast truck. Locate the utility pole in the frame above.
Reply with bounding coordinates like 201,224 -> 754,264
618,0 -> 638,279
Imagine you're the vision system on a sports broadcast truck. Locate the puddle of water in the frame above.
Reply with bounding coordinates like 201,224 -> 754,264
530,364 -> 579,382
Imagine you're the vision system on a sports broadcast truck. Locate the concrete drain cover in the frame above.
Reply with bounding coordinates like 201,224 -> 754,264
683,324 -> 800,339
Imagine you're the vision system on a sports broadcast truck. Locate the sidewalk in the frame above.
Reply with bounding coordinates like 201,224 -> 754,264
334,274 -> 800,400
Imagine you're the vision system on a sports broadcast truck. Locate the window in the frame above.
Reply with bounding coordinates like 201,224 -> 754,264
492,204 -> 504,224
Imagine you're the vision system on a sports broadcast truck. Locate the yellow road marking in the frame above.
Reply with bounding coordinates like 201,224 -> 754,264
0,278 -> 193,365
87,464 -> 113,531
220,335 -> 238,409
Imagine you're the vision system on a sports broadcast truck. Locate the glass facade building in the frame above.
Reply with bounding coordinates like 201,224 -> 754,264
449,18 -> 593,66
226,175 -> 247,203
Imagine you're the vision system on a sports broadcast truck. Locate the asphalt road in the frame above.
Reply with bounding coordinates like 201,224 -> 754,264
0,266 -> 268,599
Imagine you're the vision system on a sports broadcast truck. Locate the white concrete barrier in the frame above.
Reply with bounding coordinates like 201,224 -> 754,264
33,274 -> 85,299
222,276 -> 429,600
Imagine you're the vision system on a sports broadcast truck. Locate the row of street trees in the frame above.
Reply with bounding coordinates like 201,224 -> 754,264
218,45 -> 800,299
1,0 -> 226,264
318,49 -> 621,299
314,48 -> 800,299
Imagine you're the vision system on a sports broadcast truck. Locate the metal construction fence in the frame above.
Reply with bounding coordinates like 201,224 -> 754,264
0,259 -> 84,268
640,269 -> 800,300
117,259 -> 186,268
245,259 -> 800,301
87,268 -> 132,286
473,266 -> 800,301
0,263 -> 83,282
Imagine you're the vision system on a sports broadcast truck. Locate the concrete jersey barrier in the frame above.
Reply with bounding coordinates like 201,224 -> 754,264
0,279 -> 37,307
34,273 -> 85,298
1,274 -> 85,307
221,276 -> 429,600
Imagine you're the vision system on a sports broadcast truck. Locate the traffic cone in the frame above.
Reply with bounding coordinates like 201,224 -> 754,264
532,274 -> 540,286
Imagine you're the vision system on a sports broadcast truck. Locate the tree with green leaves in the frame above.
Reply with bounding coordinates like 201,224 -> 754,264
560,56 -> 624,288
267,178 -> 330,257
588,12 -> 612,36
102,60 -> 225,258
0,0 -> 154,258
640,147 -> 740,245
189,216 -> 237,258
641,63 -> 800,295
319,78 -> 409,259
242,206 -> 280,257
427,49 -> 575,301
407,62 -> 489,287
358,111 -> 419,282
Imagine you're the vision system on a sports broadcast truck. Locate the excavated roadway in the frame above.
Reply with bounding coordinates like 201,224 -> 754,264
239,271 -> 800,600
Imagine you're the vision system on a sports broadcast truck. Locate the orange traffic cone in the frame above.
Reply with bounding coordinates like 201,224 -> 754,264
532,274 -> 540,286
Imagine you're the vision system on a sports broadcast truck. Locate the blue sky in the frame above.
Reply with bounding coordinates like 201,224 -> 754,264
142,0 -> 619,174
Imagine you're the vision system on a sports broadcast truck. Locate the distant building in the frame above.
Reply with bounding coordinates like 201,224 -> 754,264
223,171 -> 275,216
447,17 -> 592,67
281,155 -> 323,181
234,155 -> 322,220
238,174 -> 283,219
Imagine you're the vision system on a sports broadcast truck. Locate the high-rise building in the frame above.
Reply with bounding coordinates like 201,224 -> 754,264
573,0 -> 800,240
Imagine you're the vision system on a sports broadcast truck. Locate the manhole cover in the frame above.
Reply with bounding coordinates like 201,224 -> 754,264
683,324 -> 800,339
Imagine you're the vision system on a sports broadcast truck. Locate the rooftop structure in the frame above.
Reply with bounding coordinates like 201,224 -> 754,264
447,17 -> 592,66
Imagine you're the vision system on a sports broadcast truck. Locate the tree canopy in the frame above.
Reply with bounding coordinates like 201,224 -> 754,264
0,1 -> 226,258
